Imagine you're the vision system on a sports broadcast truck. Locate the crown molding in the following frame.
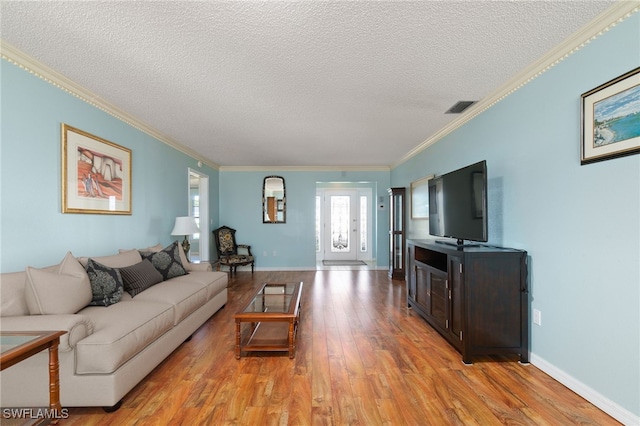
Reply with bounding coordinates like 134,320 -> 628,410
392,1 -> 640,169
220,165 -> 390,172
0,40 -> 220,170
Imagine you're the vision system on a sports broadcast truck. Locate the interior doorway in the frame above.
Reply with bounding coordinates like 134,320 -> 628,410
189,169 -> 209,261
316,188 -> 373,263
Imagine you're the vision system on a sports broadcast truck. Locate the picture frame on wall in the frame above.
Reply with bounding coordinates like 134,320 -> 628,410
581,66 -> 640,165
62,124 -> 132,214
410,175 -> 434,219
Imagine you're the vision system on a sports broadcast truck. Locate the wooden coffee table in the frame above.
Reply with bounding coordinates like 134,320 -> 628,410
0,330 -> 67,424
234,282 -> 303,359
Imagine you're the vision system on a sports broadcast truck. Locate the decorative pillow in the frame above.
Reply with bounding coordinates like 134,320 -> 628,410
140,241 -> 187,280
24,251 -> 92,315
120,259 -> 163,297
85,259 -> 124,307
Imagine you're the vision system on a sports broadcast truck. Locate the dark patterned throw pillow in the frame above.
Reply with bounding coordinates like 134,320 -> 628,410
140,241 -> 187,280
120,259 -> 163,297
85,258 -> 124,307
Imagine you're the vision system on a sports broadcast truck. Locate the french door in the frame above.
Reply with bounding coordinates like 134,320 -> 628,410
317,189 -> 372,261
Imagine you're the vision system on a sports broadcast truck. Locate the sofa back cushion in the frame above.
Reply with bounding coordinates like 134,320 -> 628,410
0,271 -> 31,317
78,250 -> 142,269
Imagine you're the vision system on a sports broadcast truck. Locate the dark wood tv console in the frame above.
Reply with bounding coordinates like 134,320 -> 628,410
407,239 -> 529,364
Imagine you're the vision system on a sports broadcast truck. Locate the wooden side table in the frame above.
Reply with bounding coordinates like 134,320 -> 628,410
1,331 -> 67,424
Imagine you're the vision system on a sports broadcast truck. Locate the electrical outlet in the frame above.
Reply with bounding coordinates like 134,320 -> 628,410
533,309 -> 542,326
263,251 -> 267,257
273,250 -> 277,257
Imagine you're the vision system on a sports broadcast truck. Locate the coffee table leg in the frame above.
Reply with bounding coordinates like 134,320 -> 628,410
288,321 -> 295,359
235,320 -> 241,359
48,338 -> 62,424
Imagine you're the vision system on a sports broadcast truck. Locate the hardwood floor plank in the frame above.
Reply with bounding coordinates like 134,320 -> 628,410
61,271 -> 620,425
350,377 -> 384,424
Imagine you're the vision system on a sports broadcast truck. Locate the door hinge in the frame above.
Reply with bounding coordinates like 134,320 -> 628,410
449,290 -> 452,300
459,263 -> 463,274
446,320 -> 449,328
459,331 -> 463,340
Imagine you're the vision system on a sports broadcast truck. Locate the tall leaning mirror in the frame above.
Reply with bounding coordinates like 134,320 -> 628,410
263,176 -> 286,223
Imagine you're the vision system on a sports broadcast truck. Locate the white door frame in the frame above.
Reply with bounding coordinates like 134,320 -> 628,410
317,188 -> 372,262
189,168 -> 209,261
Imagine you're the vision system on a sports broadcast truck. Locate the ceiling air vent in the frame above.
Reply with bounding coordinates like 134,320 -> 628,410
445,101 -> 476,114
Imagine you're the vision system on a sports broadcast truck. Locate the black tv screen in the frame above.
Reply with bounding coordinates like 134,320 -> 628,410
428,160 -> 487,245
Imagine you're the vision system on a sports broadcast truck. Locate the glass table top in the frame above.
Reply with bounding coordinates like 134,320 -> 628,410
242,283 -> 299,314
0,333 -> 46,355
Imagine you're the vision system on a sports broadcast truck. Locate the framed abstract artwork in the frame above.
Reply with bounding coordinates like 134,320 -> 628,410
581,67 -> 640,165
61,124 -> 132,214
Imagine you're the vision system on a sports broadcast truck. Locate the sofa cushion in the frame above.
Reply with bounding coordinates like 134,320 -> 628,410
24,252 -> 92,315
75,300 -> 174,374
168,271 -> 228,301
78,250 -> 142,269
140,241 -> 187,280
120,259 -> 163,297
132,280 -> 208,325
85,259 -> 124,307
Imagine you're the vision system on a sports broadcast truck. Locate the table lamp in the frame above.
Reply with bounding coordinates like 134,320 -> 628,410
170,216 -> 200,259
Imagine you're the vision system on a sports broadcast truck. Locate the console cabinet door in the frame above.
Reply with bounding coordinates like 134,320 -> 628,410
413,263 -> 430,314
427,267 -> 447,330
448,256 -> 464,349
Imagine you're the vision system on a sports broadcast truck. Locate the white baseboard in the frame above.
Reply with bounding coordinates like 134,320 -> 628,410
530,353 -> 639,425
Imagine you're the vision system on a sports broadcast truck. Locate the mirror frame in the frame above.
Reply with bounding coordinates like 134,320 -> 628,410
262,176 -> 286,224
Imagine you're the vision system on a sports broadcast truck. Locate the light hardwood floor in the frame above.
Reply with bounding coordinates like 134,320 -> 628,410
64,270 -> 619,425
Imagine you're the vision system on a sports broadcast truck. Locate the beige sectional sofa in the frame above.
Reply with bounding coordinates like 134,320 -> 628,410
0,242 -> 228,410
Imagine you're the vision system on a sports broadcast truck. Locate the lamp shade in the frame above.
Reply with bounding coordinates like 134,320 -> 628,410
170,216 -> 200,236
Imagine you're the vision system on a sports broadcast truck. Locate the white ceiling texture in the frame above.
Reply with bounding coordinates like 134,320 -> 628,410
0,1 -> 628,169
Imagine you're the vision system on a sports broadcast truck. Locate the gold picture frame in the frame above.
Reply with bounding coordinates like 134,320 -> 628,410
410,175 -> 434,219
62,124 -> 132,214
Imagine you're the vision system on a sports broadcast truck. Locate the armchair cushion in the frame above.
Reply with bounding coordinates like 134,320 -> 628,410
217,229 -> 236,255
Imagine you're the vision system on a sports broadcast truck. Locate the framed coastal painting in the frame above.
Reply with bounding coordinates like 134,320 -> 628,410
62,124 -> 132,214
581,67 -> 640,165
410,175 -> 434,219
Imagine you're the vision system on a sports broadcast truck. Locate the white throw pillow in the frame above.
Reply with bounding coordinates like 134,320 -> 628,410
24,251 -> 92,315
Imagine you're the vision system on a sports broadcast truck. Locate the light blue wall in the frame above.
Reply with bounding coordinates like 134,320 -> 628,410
392,15 -> 640,418
0,59 -> 220,272
219,170 -> 390,269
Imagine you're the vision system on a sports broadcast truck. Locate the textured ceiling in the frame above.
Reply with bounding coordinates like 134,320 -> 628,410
0,1 -> 621,168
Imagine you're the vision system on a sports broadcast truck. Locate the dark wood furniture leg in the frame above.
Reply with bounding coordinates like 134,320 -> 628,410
235,320 -> 241,359
48,338 -> 62,424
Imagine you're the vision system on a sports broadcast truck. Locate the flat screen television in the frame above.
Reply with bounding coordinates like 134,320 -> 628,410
428,160 -> 487,246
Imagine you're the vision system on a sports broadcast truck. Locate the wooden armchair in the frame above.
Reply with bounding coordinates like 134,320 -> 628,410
212,226 -> 255,276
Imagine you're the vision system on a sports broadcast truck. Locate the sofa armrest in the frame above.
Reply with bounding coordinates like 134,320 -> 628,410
185,262 -> 212,272
0,314 -> 94,352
